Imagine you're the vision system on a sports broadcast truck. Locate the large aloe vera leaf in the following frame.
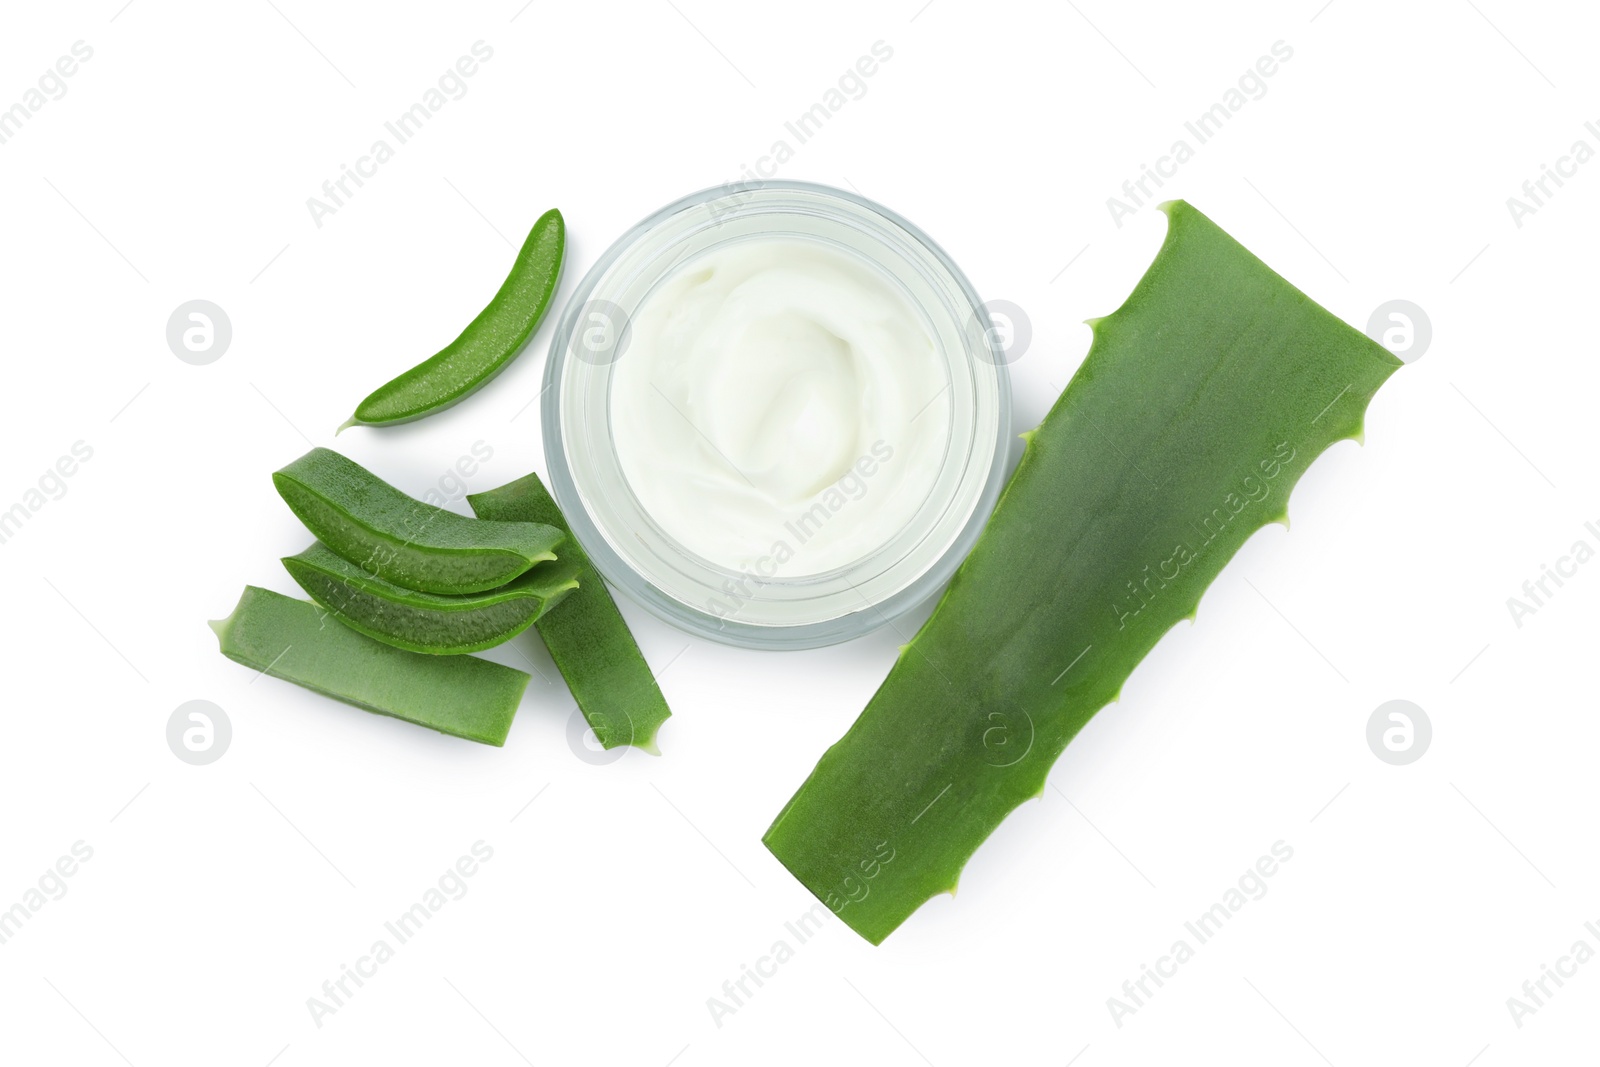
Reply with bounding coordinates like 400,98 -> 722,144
763,201 -> 1402,944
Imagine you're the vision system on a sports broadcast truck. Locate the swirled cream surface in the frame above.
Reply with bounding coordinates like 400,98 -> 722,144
610,237 -> 951,576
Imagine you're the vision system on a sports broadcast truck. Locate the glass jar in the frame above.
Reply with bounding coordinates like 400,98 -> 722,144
542,180 -> 1011,649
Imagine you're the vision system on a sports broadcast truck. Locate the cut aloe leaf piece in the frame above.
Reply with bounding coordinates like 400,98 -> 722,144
273,448 -> 563,595
210,585 -> 530,746
762,201 -> 1402,944
469,472 -> 672,754
282,542 -> 580,655
342,208 -> 565,430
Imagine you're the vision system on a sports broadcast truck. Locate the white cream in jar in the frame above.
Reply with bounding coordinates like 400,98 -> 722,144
610,238 -> 951,576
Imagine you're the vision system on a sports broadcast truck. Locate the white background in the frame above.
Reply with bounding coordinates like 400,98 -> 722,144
0,1 -> 1595,1064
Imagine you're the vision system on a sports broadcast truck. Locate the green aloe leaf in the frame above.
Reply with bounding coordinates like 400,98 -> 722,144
281,542 -> 580,655
762,201 -> 1402,944
469,472 -> 673,753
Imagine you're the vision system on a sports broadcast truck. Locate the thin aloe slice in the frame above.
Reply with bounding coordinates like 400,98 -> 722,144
273,448 -> 563,595
762,201 -> 1402,944
469,472 -> 672,753
282,542 -> 580,655
211,586 -> 530,745
341,208 -> 565,429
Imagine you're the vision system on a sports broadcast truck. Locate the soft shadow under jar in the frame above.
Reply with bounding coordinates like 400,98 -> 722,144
543,181 -> 1011,650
